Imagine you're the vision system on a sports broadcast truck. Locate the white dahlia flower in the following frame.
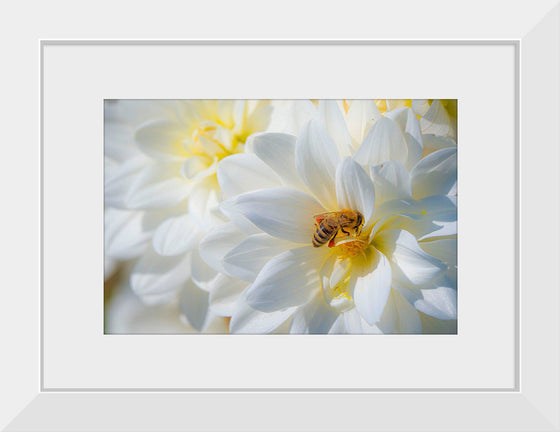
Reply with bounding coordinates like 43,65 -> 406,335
104,100 -> 274,331
199,101 -> 457,333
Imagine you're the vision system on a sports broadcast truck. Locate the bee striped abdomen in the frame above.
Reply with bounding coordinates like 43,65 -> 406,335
312,221 -> 337,247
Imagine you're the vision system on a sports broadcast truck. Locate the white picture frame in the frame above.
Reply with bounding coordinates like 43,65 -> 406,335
2,1 -> 559,430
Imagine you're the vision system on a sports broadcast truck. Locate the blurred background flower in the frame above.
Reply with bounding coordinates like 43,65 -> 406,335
104,262 -> 229,334
104,100 -> 274,331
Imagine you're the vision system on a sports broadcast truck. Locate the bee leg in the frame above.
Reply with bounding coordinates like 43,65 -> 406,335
328,228 -> 340,248
340,227 -> 350,235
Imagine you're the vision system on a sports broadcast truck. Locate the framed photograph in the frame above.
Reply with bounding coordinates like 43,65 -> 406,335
2,1 -> 559,430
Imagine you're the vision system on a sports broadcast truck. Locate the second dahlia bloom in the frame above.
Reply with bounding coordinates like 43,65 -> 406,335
104,100 -> 273,330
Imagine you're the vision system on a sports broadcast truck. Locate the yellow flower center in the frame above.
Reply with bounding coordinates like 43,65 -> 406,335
186,121 -> 244,160
335,238 -> 368,260
180,119 -> 249,185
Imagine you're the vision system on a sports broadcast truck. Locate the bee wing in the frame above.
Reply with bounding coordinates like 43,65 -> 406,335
313,211 -> 336,224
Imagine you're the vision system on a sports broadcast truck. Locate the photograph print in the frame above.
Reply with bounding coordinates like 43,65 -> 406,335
104,99 -> 457,334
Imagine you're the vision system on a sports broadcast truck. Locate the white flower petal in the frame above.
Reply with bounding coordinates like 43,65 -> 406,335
370,161 -> 412,205
140,205 -> 187,231
105,282 -> 200,334
288,100 -> 318,133
422,134 -> 456,157
419,100 -> 456,139
179,279 -> 213,331
217,153 -> 282,199
104,156 -> 147,208
199,222 -> 248,274
335,157 -> 376,224
353,249 -> 392,325
377,289 -> 422,334
229,297 -> 296,334
207,274 -> 247,317
244,103 -> 273,135
191,249 -> 218,291
230,187 -> 325,243
329,256 -> 352,289
190,132 -> 224,156
271,100 -> 316,136
385,107 -> 423,169
104,208 -> 151,260
411,148 -> 457,200
374,229 -> 447,287
231,100 -> 247,134
185,100 -> 217,122
135,119 -> 189,161
295,119 -> 340,209
316,100 -> 354,157
152,214 -> 200,256
246,246 -> 329,312
416,283 -> 457,320
414,196 -> 457,242
125,163 -> 190,210
186,178 -> 220,228
420,238 -> 457,269
130,249 -> 191,301
371,195 -> 457,241
289,293 -> 339,334
370,199 -> 421,237
180,155 -> 215,180
420,238 -> 457,285
223,233 -> 294,282
328,314 -> 347,334
404,135 -> 423,172
353,117 -> 408,167
343,308 -> 383,334
391,279 -> 423,306
216,100 -> 235,128
252,133 -> 307,189
346,100 -> 382,146
319,255 -> 354,312
104,121 -> 138,162
219,197 -> 261,235
106,100 -> 178,126
411,99 -> 431,117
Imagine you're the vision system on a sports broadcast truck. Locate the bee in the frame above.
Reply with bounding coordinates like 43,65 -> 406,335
312,209 -> 364,248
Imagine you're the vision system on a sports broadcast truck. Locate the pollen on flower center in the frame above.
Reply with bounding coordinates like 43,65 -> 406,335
335,239 -> 368,260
